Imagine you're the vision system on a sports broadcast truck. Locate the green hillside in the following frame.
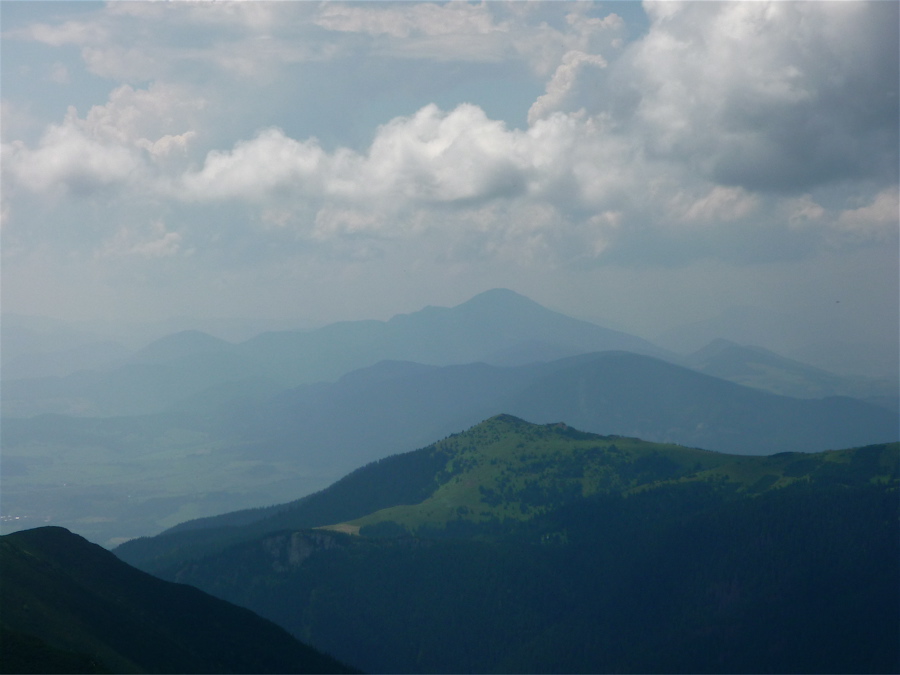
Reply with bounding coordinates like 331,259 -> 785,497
335,414 -> 899,535
118,414 -> 899,576
134,418 -> 899,673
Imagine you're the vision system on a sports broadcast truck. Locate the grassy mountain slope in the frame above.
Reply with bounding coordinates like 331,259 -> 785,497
116,415 -> 899,573
341,414 -> 899,536
119,417 -> 899,674
0,526 -> 354,674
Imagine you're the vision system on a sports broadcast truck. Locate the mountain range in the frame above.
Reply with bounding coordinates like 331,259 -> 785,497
5,289 -> 898,673
2,289 -> 896,547
1,289 -> 668,418
5,289 -> 892,420
4,349 -> 895,547
685,337 -> 899,403
229,349 -> 897,474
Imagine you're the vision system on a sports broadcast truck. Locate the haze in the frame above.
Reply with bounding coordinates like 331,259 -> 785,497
2,1 -> 898,376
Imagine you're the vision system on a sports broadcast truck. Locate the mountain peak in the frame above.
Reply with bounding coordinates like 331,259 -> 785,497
689,338 -> 743,360
456,288 -> 544,314
456,413 -> 535,437
465,287 -> 531,303
131,330 -> 232,363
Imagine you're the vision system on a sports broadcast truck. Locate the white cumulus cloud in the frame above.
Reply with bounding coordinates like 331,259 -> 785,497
621,1 -> 898,192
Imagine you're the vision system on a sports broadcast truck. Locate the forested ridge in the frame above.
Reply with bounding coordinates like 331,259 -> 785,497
154,481 -> 898,673
115,416 -> 899,673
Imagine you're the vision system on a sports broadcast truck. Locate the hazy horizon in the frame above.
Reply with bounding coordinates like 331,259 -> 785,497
2,1 -> 898,373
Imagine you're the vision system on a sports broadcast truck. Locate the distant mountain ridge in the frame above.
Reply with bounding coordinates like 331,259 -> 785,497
221,350 -> 897,479
655,305 -> 899,378
6,289 -> 888,419
2,289 -> 669,418
686,338 -> 899,401
236,288 -> 670,383
128,329 -> 234,364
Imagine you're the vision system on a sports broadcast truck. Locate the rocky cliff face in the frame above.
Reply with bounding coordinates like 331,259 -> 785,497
262,531 -> 345,572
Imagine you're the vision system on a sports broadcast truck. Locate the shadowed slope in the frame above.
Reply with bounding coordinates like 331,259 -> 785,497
0,527 -> 354,674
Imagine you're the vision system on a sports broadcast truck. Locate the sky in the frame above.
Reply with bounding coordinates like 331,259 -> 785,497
1,1 -> 898,368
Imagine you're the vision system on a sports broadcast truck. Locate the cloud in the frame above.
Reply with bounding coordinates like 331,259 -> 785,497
672,186 -> 760,226
78,83 -> 205,148
3,1 -> 896,275
7,2 -> 326,83
48,62 -> 70,84
357,104 -> 527,203
98,220 -> 184,259
312,2 -> 626,77
313,2 -> 502,40
835,188 -> 900,241
178,104 -> 528,206
786,195 -> 827,229
178,127 -> 326,201
617,1 -> 899,193
528,50 -> 608,125
15,18 -> 109,47
2,83 -> 204,195
2,108 -> 141,195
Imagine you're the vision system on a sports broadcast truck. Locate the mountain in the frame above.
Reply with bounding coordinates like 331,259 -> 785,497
0,526 -> 354,674
789,337 -> 900,380
127,330 -> 235,364
222,350 -> 897,477
2,289 -> 669,418
116,414 -> 899,572
656,305 -> 899,378
686,338 -> 899,401
656,305 -> 806,355
235,287 -> 671,384
5,351 -> 896,547
116,417 -> 900,674
503,351 -> 898,454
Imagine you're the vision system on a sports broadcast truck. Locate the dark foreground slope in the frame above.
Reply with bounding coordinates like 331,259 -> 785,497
177,483 -> 897,674
0,527 -> 354,674
117,417 -> 900,673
